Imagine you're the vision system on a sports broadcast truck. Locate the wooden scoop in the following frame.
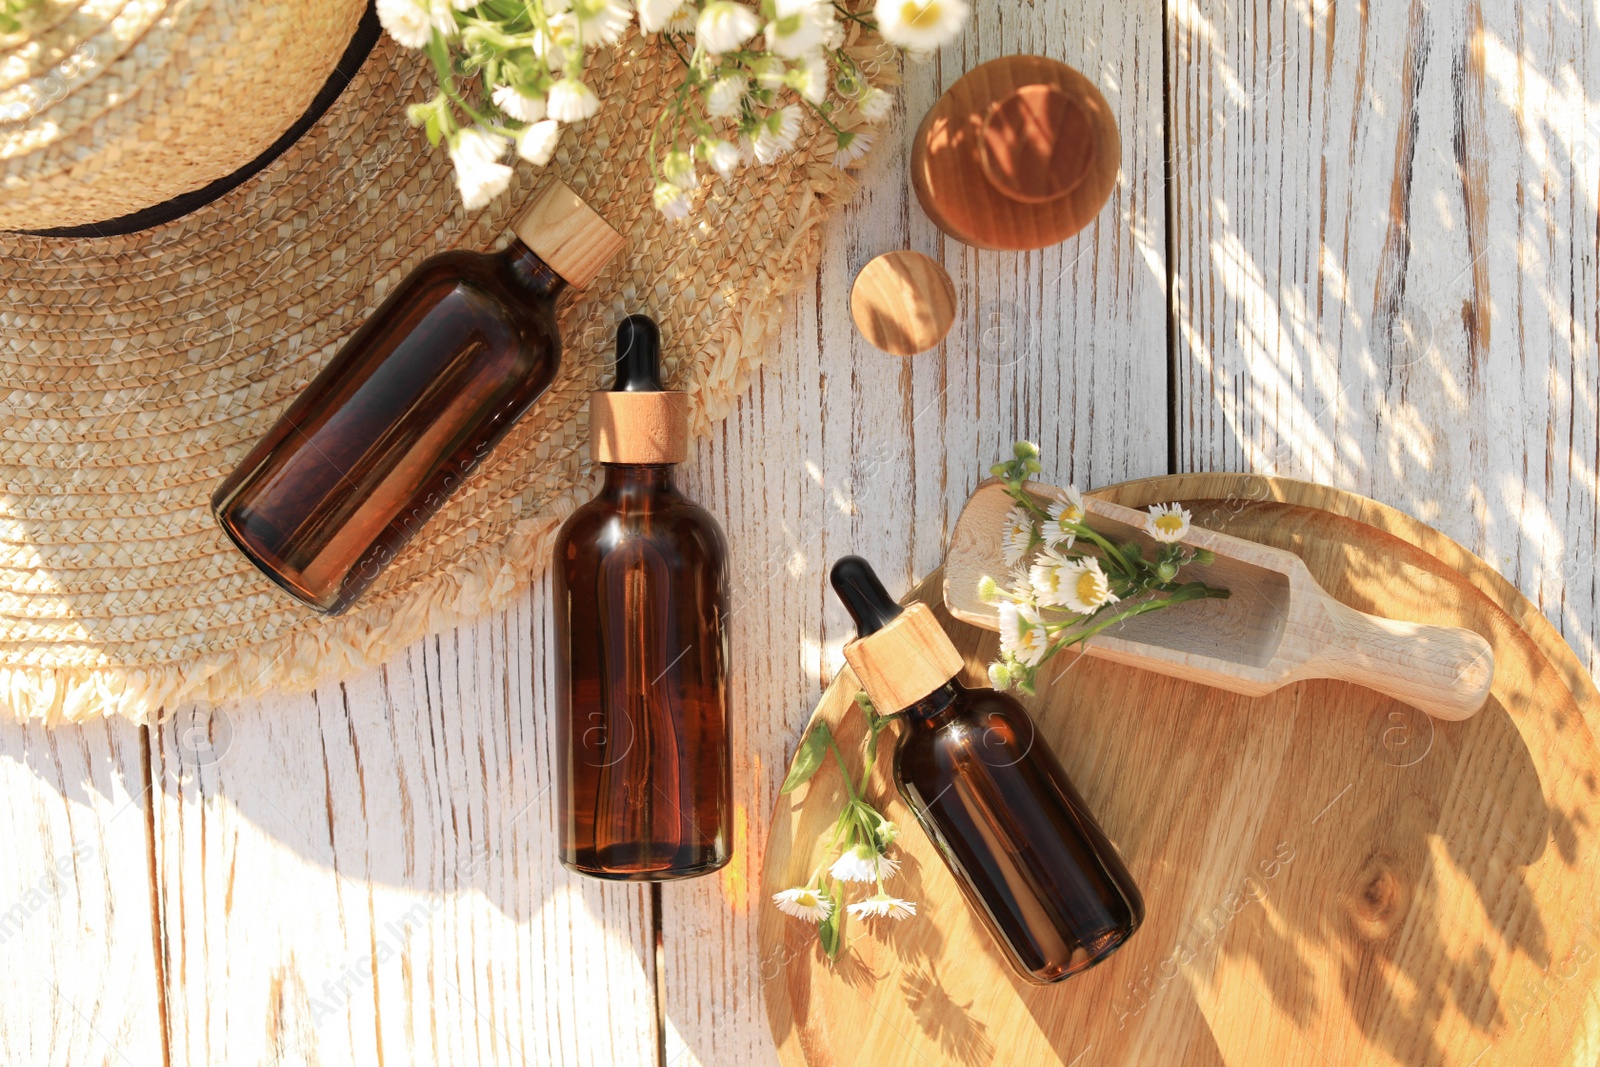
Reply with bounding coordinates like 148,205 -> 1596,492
944,480 -> 1494,721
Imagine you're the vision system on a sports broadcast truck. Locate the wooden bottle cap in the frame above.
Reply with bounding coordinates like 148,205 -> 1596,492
911,55 -> 1120,251
842,603 -> 965,713
590,391 -> 690,464
849,251 -> 957,357
511,177 -> 626,290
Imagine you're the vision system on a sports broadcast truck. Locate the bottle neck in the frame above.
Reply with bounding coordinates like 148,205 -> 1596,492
902,678 -> 966,725
601,464 -> 677,494
502,238 -> 569,300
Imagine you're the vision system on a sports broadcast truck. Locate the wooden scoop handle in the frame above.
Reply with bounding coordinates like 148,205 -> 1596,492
1308,599 -> 1495,721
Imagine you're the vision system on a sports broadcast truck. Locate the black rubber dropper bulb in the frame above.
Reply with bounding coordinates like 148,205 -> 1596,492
830,556 -> 903,637
613,314 -> 665,392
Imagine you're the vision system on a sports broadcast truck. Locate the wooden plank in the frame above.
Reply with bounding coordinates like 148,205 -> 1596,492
660,0 -> 1171,1062
0,719 -> 165,1067
151,579 -> 658,1066
1169,0 -> 1600,675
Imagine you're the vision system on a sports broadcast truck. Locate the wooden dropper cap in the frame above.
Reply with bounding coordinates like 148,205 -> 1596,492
833,556 -> 964,713
590,315 -> 690,464
511,177 -> 626,290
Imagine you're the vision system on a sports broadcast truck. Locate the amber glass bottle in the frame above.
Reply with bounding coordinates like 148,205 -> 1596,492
212,179 -> 625,614
832,556 -> 1143,983
554,315 -> 731,880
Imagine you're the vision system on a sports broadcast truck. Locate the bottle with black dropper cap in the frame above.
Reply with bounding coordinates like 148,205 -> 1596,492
831,555 -> 1144,982
553,314 -> 732,880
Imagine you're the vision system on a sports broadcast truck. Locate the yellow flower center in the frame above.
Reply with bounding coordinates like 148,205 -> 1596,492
903,1 -> 941,27
1075,572 -> 1102,604
1155,513 -> 1185,535
1062,505 -> 1083,522
796,891 -> 819,907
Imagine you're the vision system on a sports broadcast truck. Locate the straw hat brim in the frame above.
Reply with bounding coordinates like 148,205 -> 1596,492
0,29 -> 895,724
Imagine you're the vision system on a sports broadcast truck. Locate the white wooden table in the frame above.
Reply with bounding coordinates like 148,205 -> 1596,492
6,1 -> 1597,1064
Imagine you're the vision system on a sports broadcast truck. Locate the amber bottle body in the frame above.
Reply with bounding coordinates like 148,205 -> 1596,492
213,243 -> 566,614
894,680 -> 1143,983
555,464 -> 732,879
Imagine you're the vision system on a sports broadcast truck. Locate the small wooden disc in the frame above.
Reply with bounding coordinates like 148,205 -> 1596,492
849,251 -> 957,357
911,55 -> 1121,251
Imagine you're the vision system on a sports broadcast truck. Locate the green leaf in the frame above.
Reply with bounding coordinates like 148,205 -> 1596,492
780,721 -> 834,794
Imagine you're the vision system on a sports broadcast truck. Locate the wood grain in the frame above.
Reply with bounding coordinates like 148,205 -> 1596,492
0,720 -> 165,1067
659,1 -> 1172,1062
8,0 -> 1596,1060
945,479 -> 1496,720
150,579 -> 658,1066
912,55 -> 1122,251
849,251 -> 957,356
761,475 -> 1600,1067
1168,0 -> 1600,678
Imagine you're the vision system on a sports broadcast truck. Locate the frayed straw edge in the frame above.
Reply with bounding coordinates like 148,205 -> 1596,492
0,153 -> 863,726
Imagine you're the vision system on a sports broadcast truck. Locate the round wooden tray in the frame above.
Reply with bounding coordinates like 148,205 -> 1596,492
759,474 -> 1600,1066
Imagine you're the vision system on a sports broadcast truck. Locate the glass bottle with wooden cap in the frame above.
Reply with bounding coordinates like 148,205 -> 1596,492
554,314 -> 731,880
212,178 -> 626,614
830,555 -> 1144,983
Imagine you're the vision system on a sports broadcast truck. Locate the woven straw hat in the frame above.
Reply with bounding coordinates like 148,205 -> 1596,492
0,10 -> 894,723
1,0 -> 369,230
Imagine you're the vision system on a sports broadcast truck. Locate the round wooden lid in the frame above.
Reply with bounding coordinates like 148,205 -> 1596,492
849,251 -> 957,357
911,55 -> 1120,251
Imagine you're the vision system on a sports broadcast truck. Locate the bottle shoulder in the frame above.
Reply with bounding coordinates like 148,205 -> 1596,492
556,485 -> 728,565
896,688 -> 1037,764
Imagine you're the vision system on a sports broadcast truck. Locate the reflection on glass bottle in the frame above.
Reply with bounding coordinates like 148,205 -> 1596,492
555,315 -> 731,879
832,555 -> 1143,982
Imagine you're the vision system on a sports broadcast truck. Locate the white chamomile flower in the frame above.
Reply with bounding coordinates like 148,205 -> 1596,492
789,53 -> 830,105
1001,506 -> 1035,566
449,127 -> 513,210
547,77 -> 600,122
858,85 -> 894,121
636,0 -> 683,33
751,104 -> 802,163
829,843 -> 899,883
847,893 -> 918,920
873,0 -> 969,52
493,84 -> 546,123
987,661 -> 1012,689
1146,502 -> 1193,544
566,0 -> 633,44
976,574 -> 1001,604
772,886 -> 833,922
706,75 -> 748,118
997,601 -> 1049,666
662,148 -> 699,189
653,181 -> 691,220
516,119 -> 562,165
706,138 -> 742,179
528,22 -> 569,69
833,127 -> 875,168
448,0 -> 476,8
764,0 -> 833,58
377,0 -> 448,49
1043,486 -> 1086,549
1028,547 -> 1078,608
1057,557 -> 1119,616
696,1 -> 761,54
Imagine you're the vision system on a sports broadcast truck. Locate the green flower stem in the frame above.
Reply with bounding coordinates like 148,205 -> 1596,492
824,731 -> 862,803
1032,584 -> 1222,672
